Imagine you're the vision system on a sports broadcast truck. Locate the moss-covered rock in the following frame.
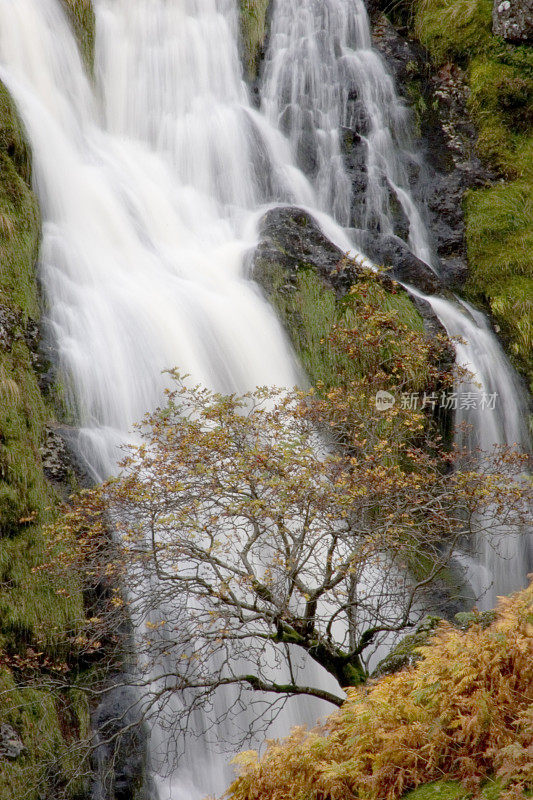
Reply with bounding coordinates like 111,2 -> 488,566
239,0 -> 270,80
60,0 -> 95,74
251,207 -> 429,388
407,0 -> 533,391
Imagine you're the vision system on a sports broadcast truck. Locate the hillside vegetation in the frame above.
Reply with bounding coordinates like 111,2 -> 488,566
411,0 -> 533,391
0,80 -> 90,800
227,582 -> 533,800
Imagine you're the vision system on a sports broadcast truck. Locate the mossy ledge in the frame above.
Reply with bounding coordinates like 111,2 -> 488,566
408,0 -> 533,391
239,0 -> 270,80
61,0 -> 96,74
0,81 -> 90,800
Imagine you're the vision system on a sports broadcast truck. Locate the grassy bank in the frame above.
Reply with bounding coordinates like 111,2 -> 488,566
0,81 -> 90,800
411,0 -> 533,391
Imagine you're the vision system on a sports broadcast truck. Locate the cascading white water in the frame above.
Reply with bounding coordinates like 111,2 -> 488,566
262,0 -> 434,264
0,0 -> 315,478
424,295 -> 531,606
0,1 -> 346,797
261,0 -> 532,605
1,0 -> 530,796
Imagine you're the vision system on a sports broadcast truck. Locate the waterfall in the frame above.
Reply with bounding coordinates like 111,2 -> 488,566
262,0 -> 434,264
261,0 -> 532,609
0,0 -> 530,797
0,0 -> 344,796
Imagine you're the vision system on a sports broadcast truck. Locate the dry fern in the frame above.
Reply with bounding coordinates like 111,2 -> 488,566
227,582 -> 533,800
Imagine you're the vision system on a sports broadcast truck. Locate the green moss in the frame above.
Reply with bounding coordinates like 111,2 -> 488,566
0,670 -> 91,800
240,0 -> 270,80
403,781 -> 469,800
61,0 -> 95,74
414,0 -> 493,65
0,81 -> 89,798
464,174 -> 533,390
408,0 -> 533,391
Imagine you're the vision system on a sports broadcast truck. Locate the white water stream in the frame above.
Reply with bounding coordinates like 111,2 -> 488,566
0,1 -> 342,796
262,0 -> 433,263
0,0 -> 530,797
261,0 -> 532,608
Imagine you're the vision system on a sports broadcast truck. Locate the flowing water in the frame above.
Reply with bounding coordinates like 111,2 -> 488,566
261,0 -> 532,608
262,0 -> 434,263
0,0 -> 344,796
0,0 -> 530,797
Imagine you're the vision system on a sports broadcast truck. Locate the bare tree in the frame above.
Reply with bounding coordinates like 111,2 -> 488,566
49,375 -> 532,749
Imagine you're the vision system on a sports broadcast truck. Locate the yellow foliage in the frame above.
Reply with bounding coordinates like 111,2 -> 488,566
227,582 -> 533,800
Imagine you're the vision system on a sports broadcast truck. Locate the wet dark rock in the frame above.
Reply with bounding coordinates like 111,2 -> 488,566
0,723 -> 25,760
370,18 -> 494,290
339,126 -> 368,227
407,293 -> 449,342
492,0 -> 533,43
92,684 -> 150,800
252,206 -> 356,295
354,230 -> 443,294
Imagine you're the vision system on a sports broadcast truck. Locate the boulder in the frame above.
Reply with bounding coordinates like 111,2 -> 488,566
252,206 -> 357,296
372,616 -> 442,677
353,230 -> 444,294
492,0 -> 533,43
0,723 -> 25,760
251,206 -> 449,340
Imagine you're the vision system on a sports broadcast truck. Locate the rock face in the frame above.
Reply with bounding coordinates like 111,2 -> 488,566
0,723 -> 25,760
251,206 -> 449,339
40,424 -> 94,498
354,230 -> 443,294
252,206 -> 355,295
492,0 -> 533,42
92,685 -> 150,800
370,17 -> 493,289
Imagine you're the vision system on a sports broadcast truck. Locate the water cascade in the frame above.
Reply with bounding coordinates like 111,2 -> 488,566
261,0 -> 532,608
262,0 -> 434,263
0,0 -> 345,796
0,0 -> 530,797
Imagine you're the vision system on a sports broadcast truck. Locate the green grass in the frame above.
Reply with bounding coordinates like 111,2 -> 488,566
0,669 -> 91,800
409,0 -> 533,391
0,80 -> 89,799
403,778 -> 533,800
413,0 -> 494,66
